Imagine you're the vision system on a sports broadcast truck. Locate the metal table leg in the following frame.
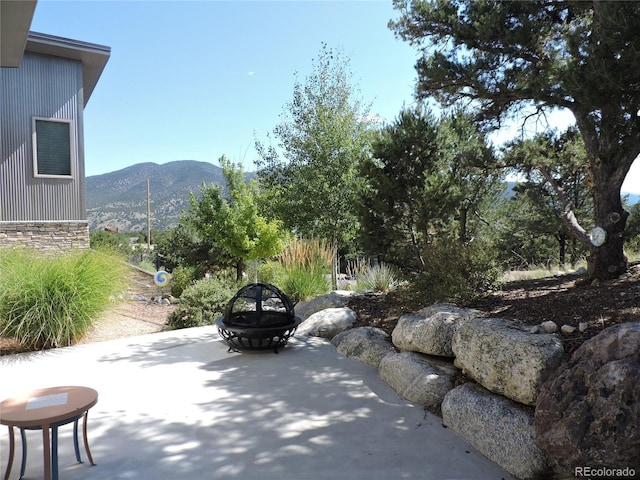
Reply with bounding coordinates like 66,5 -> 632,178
3,426 -> 15,480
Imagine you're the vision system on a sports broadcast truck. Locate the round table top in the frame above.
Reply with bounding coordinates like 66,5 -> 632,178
0,386 -> 98,427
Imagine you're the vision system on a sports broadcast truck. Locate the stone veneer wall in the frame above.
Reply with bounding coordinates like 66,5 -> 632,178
0,221 -> 90,251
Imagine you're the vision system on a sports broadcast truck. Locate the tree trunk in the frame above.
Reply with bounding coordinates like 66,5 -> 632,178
236,259 -> 245,283
459,204 -> 468,243
557,233 -> 566,267
569,109 -> 637,281
330,237 -> 338,290
406,216 -> 426,267
539,164 -> 629,280
570,237 -> 578,268
587,175 -> 629,280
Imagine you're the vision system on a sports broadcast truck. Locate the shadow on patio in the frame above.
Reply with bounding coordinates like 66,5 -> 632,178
0,327 -> 513,480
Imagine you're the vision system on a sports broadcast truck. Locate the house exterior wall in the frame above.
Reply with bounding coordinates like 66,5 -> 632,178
1,51 -> 89,249
0,221 -> 89,251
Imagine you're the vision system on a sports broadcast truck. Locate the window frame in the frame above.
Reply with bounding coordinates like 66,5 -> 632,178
32,116 -> 76,179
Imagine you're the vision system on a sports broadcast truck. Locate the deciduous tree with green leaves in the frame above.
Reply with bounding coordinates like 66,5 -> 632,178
255,43 -> 373,271
184,156 -> 290,281
390,0 -> 640,280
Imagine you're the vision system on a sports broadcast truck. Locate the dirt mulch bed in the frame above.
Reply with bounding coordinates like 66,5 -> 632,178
349,262 -> 640,357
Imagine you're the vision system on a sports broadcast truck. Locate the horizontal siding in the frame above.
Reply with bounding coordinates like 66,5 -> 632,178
1,52 -> 85,221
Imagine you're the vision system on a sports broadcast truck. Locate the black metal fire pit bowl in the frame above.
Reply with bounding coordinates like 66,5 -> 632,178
215,283 -> 302,353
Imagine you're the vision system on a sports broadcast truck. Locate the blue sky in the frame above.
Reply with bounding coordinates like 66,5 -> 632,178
32,0 -> 639,193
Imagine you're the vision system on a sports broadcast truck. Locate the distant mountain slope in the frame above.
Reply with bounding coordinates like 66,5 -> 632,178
624,193 -> 640,205
86,160 -> 226,231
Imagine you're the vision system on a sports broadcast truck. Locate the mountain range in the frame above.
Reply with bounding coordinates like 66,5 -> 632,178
86,160 -> 226,232
86,160 -> 639,233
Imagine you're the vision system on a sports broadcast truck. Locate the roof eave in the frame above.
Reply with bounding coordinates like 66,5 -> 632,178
25,31 -> 111,105
0,0 -> 38,67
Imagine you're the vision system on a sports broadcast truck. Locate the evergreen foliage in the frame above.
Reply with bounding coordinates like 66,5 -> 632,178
624,203 -> 640,253
498,128 -> 593,267
359,106 -> 501,272
390,0 -> 640,279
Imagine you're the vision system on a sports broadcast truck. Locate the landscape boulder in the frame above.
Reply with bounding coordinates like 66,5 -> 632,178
442,383 -> 550,480
294,291 -> 353,320
535,322 -> 640,475
452,317 -> 564,405
296,307 -> 357,339
392,304 -> 482,357
331,327 -> 395,368
378,351 -> 457,410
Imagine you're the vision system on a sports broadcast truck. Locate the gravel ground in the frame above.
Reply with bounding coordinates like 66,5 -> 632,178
77,300 -> 175,344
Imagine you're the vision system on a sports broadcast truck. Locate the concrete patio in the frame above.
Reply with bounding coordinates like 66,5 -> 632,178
0,327 -> 514,479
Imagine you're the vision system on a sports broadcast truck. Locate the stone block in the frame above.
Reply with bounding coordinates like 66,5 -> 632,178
295,291 -> 353,320
535,322 -> 640,476
392,304 -> 482,357
442,383 -> 550,480
452,317 -> 564,405
297,307 -> 357,339
379,351 -> 457,410
331,327 -> 395,367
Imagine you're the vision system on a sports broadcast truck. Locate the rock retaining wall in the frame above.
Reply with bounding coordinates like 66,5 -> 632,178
303,294 -> 638,479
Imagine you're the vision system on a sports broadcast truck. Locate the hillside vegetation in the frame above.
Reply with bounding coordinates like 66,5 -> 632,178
86,160 -> 227,231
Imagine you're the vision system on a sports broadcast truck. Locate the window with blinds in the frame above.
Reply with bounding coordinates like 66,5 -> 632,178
32,117 -> 75,177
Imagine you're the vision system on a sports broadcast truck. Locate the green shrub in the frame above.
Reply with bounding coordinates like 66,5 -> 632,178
138,260 -> 156,273
169,264 -> 206,297
0,249 -> 128,350
411,238 -> 500,304
90,230 -> 132,255
257,260 -> 287,288
625,234 -> 640,262
258,259 -> 331,304
167,276 -> 238,329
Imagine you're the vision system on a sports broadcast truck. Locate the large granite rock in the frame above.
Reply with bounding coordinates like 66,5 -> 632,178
294,291 -> 353,320
442,383 -> 550,480
535,322 -> 640,475
392,304 -> 483,357
296,307 -> 357,339
379,352 -> 457,410
452,317 -> 564,405
331,327 -> 395,368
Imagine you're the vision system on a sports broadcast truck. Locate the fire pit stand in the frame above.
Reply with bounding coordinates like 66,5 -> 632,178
215,283 -> 302,353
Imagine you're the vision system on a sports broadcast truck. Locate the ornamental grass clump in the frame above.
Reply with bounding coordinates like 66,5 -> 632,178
276,238 -> 333,303
0,249 -> 128,350
348,258 -> 399,293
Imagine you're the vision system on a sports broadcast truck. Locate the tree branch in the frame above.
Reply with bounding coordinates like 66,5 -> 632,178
538,167 -> 591,247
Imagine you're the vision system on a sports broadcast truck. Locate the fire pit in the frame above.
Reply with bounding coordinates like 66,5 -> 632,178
215,283 -> 302,352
